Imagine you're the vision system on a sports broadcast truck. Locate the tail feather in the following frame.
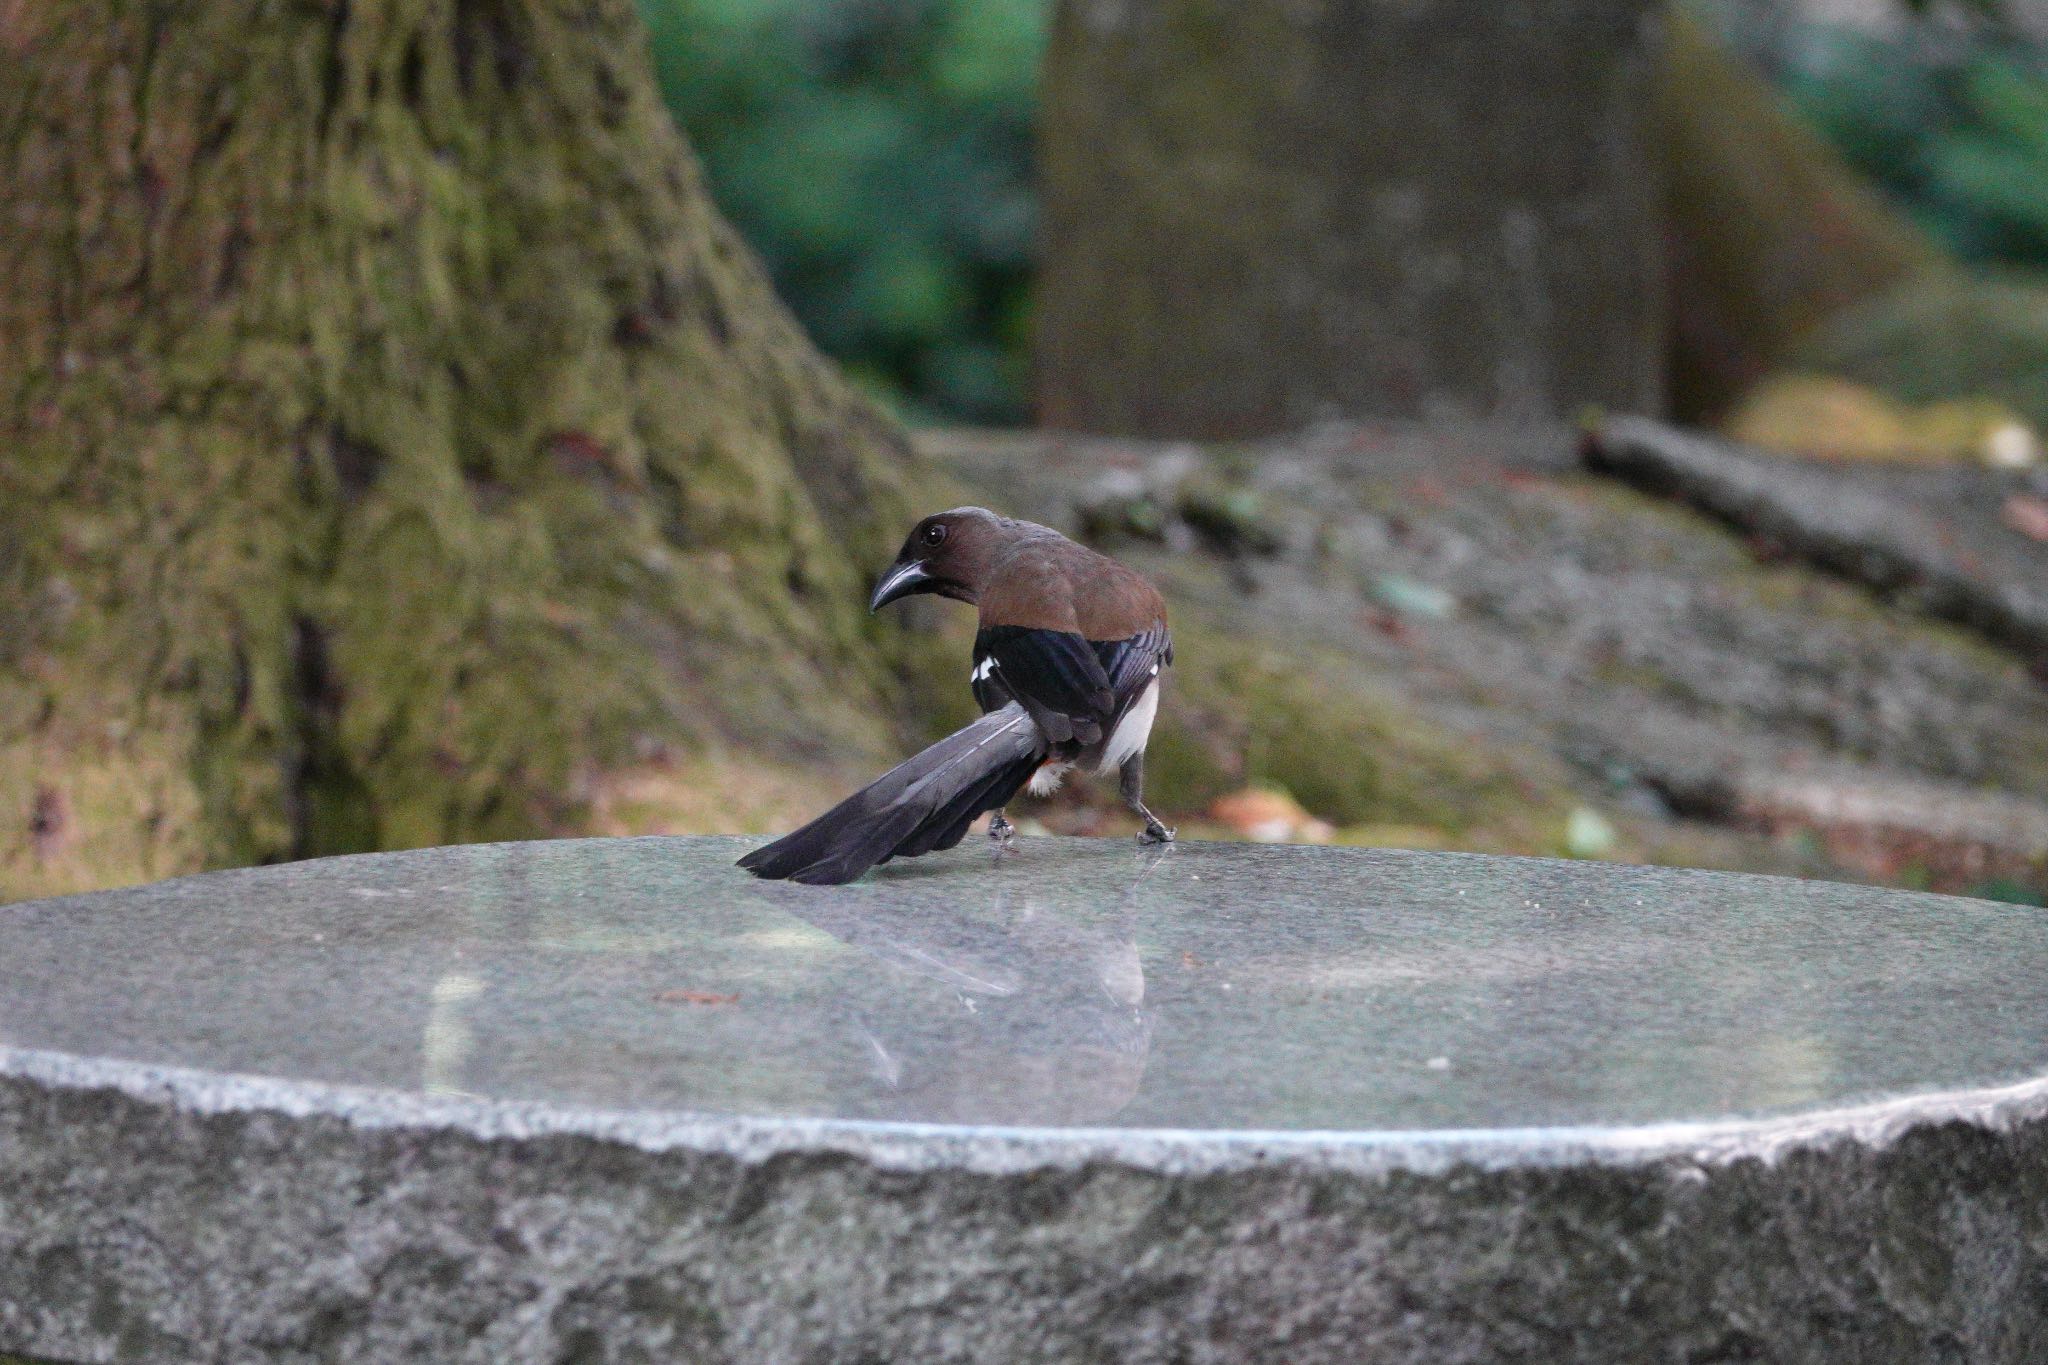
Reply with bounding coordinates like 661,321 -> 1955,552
890,748 -> 1040,860
738,704 -> 1045,884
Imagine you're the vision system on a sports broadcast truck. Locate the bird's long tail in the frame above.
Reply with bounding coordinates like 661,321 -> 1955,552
737,703 -> 1046,885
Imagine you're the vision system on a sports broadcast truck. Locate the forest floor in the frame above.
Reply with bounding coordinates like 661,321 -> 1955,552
903,418 -> 2048,903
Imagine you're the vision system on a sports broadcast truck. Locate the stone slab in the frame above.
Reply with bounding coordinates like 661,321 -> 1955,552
2,837 -> 2046,1361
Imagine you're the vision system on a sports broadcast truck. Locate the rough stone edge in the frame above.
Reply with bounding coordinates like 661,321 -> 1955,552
1586,415 -> 2048,666
5,1042 -> 2046,1181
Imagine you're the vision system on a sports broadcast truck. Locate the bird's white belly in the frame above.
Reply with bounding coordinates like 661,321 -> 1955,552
1096,678 -> 1160,774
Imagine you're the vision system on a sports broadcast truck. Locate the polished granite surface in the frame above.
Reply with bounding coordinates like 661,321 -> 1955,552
2,836 -> 2044,1134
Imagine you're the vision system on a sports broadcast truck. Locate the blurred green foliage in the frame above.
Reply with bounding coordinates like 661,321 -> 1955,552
637,0 -> 2048,422
637,0 -> 1046,423
1780,21 -> 2048,267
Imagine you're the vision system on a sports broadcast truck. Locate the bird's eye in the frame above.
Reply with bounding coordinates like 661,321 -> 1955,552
922,523 -> 948,547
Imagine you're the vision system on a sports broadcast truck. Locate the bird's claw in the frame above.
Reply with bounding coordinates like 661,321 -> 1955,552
1139,823 -> 1176,845
988,813 -> 1015,844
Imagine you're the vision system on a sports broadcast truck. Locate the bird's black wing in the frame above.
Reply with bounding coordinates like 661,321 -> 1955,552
974,625 -> 1115,747
1091,623 -> 1172,725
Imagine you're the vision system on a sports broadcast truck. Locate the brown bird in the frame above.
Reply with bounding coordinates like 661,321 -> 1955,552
738,507 -> 1174,884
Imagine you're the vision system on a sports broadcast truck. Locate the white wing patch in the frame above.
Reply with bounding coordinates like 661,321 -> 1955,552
973,656 -> 998,683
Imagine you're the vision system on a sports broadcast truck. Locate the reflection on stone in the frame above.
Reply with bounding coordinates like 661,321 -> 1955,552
754,847 -> 1171,1126
420,971 -> 484,1096
3,837 -> 2043,1136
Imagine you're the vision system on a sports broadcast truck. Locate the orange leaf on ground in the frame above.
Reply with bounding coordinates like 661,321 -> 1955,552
1207,787 -> 1334,844
2001,493 -> 2048,543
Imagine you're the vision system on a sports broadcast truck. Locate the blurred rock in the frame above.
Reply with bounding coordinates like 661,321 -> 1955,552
1565,807 -> 1620,859
1036,0 -> 1665,438
1074,454 -> 1284,560
1727,374 -> 2040,465
1176,481 -> 1286,560
930,421 -> 2048,896
1369,575 -> 1458,621
1733,769 -> 2048,889
1589,416 -> 2048,668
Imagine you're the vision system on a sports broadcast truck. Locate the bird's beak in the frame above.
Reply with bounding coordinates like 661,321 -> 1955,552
869,560 -> 934,612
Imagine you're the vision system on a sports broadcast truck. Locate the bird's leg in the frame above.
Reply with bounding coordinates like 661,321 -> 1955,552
1119,753 -> 1175,844
988,809 -> 1015,843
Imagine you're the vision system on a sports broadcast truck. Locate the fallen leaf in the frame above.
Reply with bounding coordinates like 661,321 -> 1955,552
537,599 -> 586,629
1360,606 -> 1413,643
1208,787 -> 1334,844
655,989 -> 738,1006
546,430 -> 612,476
2002,493 -> 2048,543
1408,476 -> 1450,507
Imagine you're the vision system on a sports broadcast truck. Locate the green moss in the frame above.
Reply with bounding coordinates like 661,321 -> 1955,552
1151,620 -> 1579,837
888,613 -> 985,744
0,0 -> 927,899
1795,271 -> 2048,430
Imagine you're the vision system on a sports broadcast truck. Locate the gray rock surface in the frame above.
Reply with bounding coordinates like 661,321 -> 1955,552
3,836 -> 2047,1361
1589,416 -> 2048,671
930,422 -> 2048,889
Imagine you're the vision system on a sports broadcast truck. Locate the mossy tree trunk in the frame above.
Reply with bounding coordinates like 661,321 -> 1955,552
1034,0 -> 1667,440
0,0 -> 930,899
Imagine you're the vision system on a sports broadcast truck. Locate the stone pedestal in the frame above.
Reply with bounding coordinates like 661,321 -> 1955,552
2,837 -> 2045,1360
1034,0 -> 1666,438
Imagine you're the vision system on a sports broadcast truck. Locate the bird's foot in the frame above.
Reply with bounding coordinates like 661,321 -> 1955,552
988,812 -> 1015,844
1139,821 -> 1176,845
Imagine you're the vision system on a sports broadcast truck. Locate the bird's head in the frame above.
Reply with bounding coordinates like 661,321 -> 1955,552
869,506 -> 1008,611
